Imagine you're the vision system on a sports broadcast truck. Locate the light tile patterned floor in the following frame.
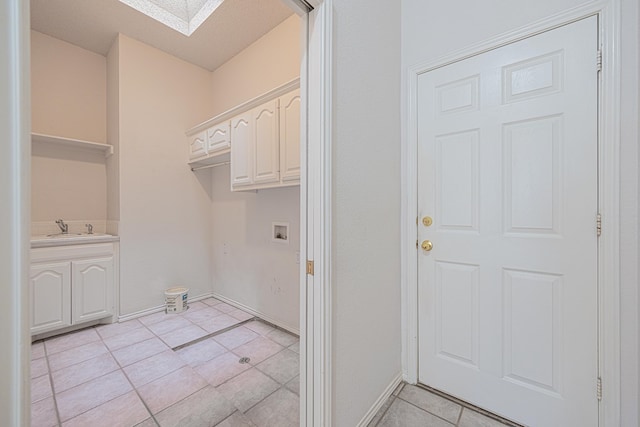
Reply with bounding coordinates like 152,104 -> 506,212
32,297 -> 518,427
30,298 -> 300,427
368,383 -> 518,427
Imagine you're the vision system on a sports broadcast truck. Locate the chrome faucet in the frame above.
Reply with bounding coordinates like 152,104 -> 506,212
55,219 -> 68,234
85,223 -> 93,234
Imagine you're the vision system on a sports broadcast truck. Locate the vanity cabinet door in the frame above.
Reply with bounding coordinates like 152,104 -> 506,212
30,261 -> 72,335
72,256 -> 114,324
188,131 -> 207,160
279,89 -> 301,182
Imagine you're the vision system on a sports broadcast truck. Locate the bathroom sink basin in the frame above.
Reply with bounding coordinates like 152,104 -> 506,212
31,233 -> 117,248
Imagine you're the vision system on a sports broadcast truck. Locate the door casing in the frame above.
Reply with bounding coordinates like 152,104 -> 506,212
401,1 -> 622,426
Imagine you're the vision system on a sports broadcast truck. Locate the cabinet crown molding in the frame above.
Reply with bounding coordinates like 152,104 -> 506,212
186,78 -> 300,136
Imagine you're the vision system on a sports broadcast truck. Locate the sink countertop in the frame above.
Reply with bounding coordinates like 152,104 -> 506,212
31,233 -> 120,248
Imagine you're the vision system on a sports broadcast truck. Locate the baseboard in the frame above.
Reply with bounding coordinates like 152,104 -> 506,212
212,292 -> 300,336
356,372 -> 403,427
117,292 -> 214,322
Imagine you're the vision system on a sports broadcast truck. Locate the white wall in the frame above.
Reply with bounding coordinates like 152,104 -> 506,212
401,0 -> 640,424
208,15 -> 302,331
114,34 -> 214,315
30,31 -> 107,224
331,0 -> 402,425
209,14 -> 299,116
210,168 -> 300,331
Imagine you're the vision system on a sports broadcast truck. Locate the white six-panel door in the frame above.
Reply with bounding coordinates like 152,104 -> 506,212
417,17 -> 598,426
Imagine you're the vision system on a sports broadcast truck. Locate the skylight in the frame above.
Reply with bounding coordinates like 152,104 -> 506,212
119,0 -> 225,36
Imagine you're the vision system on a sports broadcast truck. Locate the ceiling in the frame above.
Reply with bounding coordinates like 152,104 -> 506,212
30,0 -> 295,71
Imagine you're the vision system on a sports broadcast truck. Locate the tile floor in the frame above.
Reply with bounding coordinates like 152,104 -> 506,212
368,383 -> 517,427
32,297 -> 517,427
31,297 -> 300,427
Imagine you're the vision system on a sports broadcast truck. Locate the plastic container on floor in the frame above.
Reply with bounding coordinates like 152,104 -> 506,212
165,287 -> 189,313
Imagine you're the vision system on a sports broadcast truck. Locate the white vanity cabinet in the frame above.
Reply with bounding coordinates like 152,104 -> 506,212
30,261 -> 72,333
30,242 -> 116,336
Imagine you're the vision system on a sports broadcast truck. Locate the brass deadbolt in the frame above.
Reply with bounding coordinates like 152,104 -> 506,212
422,216 -> 433,227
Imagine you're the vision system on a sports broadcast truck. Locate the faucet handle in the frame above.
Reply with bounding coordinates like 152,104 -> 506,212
85,224 -> 93,234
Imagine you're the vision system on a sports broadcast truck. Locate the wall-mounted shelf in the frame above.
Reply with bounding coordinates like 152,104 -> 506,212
31,133 -> 114,157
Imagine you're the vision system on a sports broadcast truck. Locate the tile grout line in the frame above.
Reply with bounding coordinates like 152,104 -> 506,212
40,340 -> 63,427
392,392 -> 458,426
371,395 -> 396,427
416,384 -> 523,427
99,324 -> 162,427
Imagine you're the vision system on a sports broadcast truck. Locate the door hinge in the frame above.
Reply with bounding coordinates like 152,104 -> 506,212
596,213 -> 602,237
597,377 -> 603,401
306,260 -> 314,276
596,49 -> 603,72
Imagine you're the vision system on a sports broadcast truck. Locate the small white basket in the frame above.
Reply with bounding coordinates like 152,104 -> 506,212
165,287 -> 189,313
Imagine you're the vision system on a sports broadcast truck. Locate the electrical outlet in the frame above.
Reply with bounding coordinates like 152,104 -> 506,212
295,251 -> 300,264
223,242 -> 229,255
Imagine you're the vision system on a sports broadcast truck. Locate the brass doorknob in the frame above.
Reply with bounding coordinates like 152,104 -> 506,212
421,240 -> 433,251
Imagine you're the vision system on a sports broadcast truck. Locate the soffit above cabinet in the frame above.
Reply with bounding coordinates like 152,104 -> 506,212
30,0 -> 294,71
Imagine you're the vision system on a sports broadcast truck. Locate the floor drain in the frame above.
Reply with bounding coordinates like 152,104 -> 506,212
239,357 -> 250,364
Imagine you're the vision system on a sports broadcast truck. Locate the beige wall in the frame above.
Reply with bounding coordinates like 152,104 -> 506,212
331,1 -> 402,424
208,14 -> 301,331
210,169 -> 300,332
31,30 -> 106,143
209,14 -> 300,117
115,34 -> 214,315
30,30 -> 107,224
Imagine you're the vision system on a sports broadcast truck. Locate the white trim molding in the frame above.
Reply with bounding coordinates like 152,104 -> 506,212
402,2 -> 621,426
356,373 -> 403,427
305,0 -> 333,425
0,0 -> 31,426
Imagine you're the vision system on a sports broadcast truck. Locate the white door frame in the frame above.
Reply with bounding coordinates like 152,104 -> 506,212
401,1 -> 621,426
299,1 -> 334,425
4,0 -> 334,425
1,0 -> 31,426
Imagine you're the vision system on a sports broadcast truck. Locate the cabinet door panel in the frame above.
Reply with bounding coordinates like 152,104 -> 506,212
279,90 -> 301,182
207,122 -> 231,153
254,100 -> 280,184
72,257 -> 114,323
30,262 -> 71,334
188,131 -> 207,160
231,113 -> 253,188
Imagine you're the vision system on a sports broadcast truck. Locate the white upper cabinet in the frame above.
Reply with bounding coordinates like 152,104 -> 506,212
186,79 -> 300,190
230,112 -> 253,187
253,99 -> 280,184
279,89 -> 301,182
207,122 -> 231,154
188,131 -> 207,161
